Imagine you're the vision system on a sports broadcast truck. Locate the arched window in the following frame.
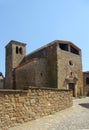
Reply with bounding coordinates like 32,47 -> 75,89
19,47 -> 23,54
16,46 -> 18,54
86,77 -> 89,85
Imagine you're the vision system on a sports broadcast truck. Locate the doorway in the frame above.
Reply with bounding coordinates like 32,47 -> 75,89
69,83 -> 75,97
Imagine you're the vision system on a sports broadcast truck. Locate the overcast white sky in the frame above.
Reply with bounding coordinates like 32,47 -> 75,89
0,0 -> 89,75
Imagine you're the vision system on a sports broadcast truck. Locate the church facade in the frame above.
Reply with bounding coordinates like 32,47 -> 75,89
4,40 -> 83,97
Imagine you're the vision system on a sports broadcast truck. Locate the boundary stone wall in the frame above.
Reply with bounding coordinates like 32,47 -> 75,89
0,88 -> 73,130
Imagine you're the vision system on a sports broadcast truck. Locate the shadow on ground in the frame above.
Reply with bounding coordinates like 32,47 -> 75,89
79,103 -> 89,109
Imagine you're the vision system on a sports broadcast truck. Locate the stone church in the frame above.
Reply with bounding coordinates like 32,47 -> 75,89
1,40 -> 84,97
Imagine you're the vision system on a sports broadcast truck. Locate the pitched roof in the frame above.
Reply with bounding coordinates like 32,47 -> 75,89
5,40 -> 26,48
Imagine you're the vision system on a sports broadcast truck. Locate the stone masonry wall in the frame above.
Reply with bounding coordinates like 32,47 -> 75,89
0,88 -> 72,130
5,41 -> 26,89
83,72 -> 89,96
57,46 -> 83,96
15,60 -> 36,89
15,58 -> 48,89
22,43 -> 57,88
0,80 -> 4,89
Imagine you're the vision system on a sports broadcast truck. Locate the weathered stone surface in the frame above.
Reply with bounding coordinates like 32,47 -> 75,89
57,45 -> 83,96
0,88 -> 72,129
83,72 -> 89,96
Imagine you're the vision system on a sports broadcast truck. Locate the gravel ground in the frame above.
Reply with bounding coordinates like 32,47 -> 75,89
8,97 -> 89,130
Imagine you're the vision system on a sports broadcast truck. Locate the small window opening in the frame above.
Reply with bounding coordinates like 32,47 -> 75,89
19,47 -> 23,54
69,72 -> 73,78
16,46 -> 18,54
69,60 -> 73,66
59,44 -> 68,51
86,77 -> 89,85
40,73 -> 43,76
70,46 -> 79,55
70,72 -> 73,76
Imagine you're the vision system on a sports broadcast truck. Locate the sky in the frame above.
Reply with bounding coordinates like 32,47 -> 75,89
0,0 -> 89,76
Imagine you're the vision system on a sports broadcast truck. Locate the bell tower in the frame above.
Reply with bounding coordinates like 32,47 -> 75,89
5,40 -> 26,89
